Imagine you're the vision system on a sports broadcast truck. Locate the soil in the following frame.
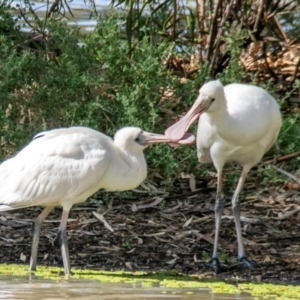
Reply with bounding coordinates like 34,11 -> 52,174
1,175 -> 300,284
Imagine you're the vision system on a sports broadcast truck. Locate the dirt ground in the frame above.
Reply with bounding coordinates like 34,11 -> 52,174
1,175 -> 300,284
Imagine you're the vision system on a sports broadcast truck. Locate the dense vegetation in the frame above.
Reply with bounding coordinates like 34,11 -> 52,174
1,0 -> 300,188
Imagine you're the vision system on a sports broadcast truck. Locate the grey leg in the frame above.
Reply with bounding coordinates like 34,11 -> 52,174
29,206 -> 54,272
232,169 -> 255,268
211,192 -> 224,259
209,171 -> 225,273
57,209 -> 71,275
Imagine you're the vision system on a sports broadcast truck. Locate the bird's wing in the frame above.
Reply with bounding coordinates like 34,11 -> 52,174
224,84 -> 281,144
0,127 -> 112,210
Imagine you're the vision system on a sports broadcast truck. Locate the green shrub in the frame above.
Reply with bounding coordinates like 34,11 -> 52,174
1,2 -> 299,191
0,10 -> 200,181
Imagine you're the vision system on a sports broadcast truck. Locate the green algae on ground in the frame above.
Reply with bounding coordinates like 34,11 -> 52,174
0,264 -> 299,299
239,283 -> 300,300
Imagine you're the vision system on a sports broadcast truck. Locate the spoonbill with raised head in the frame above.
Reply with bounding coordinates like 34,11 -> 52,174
165,80 -> 282,272
0,126 -> 194,275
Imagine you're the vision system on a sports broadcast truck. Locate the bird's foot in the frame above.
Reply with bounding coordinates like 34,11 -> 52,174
238,256 -> 258,269
28,268 -> 37,274
208,257 -> 228,274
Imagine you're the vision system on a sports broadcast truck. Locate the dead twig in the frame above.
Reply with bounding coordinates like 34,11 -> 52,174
222,216 -> 260,223
270,165 -> 300,185
132,197 -> 164,211
262,206 -> 300,220
263,151 -> 300,164
93,211 -> 114,232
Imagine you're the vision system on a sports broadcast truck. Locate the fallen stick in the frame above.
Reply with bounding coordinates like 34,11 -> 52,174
262,206 -> 300,220
93,211 -> 114,233
271,164 -> 300,185
222,215 -> 260,223
132,197 -> 164,211
263,151 -> 300,164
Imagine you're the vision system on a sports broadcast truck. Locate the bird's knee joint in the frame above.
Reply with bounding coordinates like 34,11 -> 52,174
214,196 -> 224,214
215,203 -> 223,213
57,230 -> 66,243
232,197 -> 241,212
33,219 -> 40,230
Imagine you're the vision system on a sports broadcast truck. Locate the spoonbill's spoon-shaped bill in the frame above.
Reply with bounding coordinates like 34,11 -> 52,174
165,80 -> 282,272
165,80 -> 225,141
0,126 -> 190,275
165,105 -> 203,142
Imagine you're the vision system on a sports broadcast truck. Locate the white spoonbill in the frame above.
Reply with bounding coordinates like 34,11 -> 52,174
0,126 -> 194,275
165,80 -> 282,272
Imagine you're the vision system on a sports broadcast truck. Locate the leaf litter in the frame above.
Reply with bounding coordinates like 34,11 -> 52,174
0,174 -> 300,284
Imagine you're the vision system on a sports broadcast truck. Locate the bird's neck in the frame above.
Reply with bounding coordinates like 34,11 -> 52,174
119,148 -> 146,168
109,148 -> 147,191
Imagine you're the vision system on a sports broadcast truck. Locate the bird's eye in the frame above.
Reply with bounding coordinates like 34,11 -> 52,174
210,98 -> 215,103
134,137 -> 140,142
33,134 -> 45,140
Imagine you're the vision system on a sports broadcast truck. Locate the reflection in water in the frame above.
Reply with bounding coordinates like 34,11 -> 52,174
0,275 -> 256,300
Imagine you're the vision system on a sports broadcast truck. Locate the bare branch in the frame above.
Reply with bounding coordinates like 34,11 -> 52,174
254,0 -> 265,33
206,0 -> 222,62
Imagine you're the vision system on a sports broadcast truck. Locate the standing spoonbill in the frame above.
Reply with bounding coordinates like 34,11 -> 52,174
0,126 -> 194,275
165,80 -> 282,272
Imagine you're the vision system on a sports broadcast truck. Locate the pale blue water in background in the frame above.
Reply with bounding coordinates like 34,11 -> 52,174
11,0 -> 113,32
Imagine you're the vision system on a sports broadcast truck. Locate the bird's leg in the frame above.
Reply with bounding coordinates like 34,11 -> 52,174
29,206 -> 54,272
232,169 -> 255,268
57,209 -> 71,275
209,170 -> 225,273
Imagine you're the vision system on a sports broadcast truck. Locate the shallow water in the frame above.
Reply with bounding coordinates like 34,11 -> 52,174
0,275 -> 257,300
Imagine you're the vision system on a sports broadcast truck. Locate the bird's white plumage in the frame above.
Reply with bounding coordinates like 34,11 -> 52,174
0,126 -> 148,211
165,80 -> 282,270
0,125 -> 175,275
196,81 -> 281,171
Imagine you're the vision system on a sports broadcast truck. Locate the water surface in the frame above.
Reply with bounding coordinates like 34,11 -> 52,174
0,275 -> 257,300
